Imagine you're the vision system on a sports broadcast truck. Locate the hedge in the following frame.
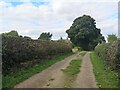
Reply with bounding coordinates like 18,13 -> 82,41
95,41 -> 119,70
2,35 -> 72,75
116,39 -> 120,76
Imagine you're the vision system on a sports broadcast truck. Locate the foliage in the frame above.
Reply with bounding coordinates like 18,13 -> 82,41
38,32 -> 52,40
24,36 -> 32,40
2,35 -> 72,75
95,41 -> 118,70
3,30 -> 19,37
90,52 -> 119,88
95,40 -> 120,86
66,15 -> 105,50
107,34 -> 117,43
115,39 -> 120,81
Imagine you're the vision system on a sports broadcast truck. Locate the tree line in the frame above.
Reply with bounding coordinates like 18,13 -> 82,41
2,30 -> 53,41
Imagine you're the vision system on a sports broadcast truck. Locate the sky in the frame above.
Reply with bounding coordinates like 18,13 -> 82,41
0,0 -> 119,40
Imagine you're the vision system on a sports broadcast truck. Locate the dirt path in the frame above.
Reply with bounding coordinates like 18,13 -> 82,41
15,53 -> 80,88
15,52 -> 98,88
73,52 -> 98,88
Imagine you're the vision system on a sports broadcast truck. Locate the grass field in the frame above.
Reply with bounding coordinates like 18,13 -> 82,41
2,53 -> 73,88
90,52 -> 119,88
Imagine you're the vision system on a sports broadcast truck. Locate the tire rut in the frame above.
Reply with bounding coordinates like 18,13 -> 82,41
72,52 -> 98,88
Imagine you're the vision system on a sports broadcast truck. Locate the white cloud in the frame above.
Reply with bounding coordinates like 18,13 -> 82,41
0,0 -> 119,39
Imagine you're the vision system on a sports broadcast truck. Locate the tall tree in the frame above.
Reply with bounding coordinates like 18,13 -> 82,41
107,34 -> 117,43
66,15 -> 105,50
38,32 -> 52,40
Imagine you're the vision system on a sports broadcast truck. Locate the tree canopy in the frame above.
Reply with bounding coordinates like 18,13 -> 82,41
66,15 -> 105,50
38,32 -> 52,40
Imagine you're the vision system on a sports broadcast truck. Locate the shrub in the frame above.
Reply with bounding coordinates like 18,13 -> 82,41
2,35 -> 72,75
95,41 -> 118,70
115,39 -> 120,80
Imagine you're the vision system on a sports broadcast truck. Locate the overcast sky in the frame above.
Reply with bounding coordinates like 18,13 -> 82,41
0,0 -> 119,40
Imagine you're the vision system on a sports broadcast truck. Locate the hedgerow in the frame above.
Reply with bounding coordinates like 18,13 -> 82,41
95,40 -> 120,84
2,35 -> 72,75
115,39 -> 120,80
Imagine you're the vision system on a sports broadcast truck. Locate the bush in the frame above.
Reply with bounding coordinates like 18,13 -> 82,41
115,39 -> 120,80
95,41 -> 119,71
2,35 -> 72,75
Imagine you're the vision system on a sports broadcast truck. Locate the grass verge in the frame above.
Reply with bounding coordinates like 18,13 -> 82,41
2,53 -> 73,88
62,59 -> 81,75
62,58 -> 82,88
90,52 -> 119,88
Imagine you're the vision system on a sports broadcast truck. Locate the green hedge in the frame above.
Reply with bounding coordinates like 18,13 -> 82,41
2,35 -> 72,75
116,39 -> 120,73
95,40 -> 119,71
